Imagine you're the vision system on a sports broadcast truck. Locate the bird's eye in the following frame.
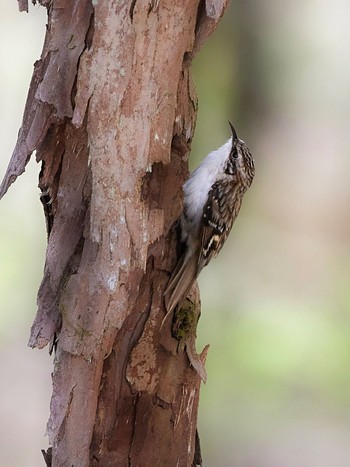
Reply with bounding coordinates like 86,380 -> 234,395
231,148 -> 238,159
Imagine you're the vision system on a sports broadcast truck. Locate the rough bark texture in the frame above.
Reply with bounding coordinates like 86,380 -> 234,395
2,1 -> 229,465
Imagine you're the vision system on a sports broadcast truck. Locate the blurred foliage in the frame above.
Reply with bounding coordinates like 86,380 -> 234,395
1,1 -> 350,466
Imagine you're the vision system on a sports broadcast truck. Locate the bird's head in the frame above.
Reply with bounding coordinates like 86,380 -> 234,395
227,121 -> 255,187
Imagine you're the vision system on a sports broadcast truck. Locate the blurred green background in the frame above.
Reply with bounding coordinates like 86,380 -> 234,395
1,2 -> 350,466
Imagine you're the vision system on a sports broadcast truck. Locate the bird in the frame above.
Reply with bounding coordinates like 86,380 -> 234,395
163,122 -> 255,322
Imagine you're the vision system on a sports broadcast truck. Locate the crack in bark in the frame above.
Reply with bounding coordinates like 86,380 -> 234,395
127,392 -> 140,467
192,429 -> 203,467
153,394 -> 171,410
129,0 -> 137,21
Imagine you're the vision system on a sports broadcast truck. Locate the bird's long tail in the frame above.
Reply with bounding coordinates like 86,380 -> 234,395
162,251 -> 198,329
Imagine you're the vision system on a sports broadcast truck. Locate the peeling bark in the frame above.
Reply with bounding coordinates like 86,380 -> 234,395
17,0 -> 28,12
3,1 -> 230,465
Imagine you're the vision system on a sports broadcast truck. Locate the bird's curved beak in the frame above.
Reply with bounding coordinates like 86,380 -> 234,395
228,121 -> 237,140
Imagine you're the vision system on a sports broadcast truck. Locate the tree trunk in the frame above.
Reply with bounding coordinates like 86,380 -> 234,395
2,1 -> 229,465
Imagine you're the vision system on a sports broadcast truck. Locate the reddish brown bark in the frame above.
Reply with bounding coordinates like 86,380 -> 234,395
2,1 -> 229,465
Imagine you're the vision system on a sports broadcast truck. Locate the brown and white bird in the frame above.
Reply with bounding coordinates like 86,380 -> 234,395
164,122 -> 255,318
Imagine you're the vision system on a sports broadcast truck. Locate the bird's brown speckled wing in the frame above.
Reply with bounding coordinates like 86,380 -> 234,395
198,181 -> 227,268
